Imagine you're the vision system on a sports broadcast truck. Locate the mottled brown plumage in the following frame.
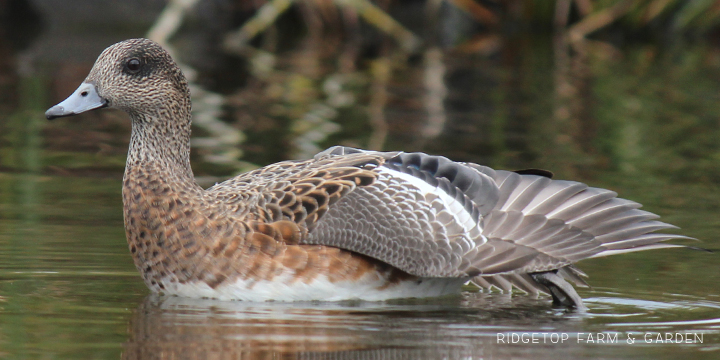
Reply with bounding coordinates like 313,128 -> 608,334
121,148 -> 406,293
46,39 -> 690,307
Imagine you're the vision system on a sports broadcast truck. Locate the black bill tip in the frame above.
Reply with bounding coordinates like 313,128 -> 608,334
45,105 -> 72,120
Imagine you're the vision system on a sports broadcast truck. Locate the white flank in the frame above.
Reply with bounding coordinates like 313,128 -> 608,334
161,273 -> 467,302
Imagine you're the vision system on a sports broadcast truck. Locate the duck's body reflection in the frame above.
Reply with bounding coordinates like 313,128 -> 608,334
122,293 -> 582,359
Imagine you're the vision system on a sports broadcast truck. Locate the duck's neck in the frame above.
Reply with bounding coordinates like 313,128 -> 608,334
125,110 -> 198,189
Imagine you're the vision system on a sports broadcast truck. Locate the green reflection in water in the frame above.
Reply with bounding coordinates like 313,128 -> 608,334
0,74 -> 46,360
0,76 -> 144,359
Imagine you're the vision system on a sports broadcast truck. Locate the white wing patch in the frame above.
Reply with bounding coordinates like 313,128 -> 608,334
378,167 -> 486,246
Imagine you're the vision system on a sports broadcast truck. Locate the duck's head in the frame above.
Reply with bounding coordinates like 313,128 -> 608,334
46,38 -> 190,121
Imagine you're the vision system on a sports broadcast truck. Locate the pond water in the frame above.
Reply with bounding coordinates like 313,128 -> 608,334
1,1 -> 720,359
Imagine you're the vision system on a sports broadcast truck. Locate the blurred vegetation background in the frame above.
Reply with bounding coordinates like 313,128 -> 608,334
2,0 -> 720,181
0,0 -> 718,185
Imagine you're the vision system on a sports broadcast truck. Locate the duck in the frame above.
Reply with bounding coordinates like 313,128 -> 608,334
45,38 -> 689,309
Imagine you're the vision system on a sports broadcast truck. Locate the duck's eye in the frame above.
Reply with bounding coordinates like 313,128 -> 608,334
126,58 -> 142,73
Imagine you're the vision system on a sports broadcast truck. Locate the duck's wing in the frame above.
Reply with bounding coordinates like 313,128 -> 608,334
473,166 -> 687,260
300,147 -> 555,278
